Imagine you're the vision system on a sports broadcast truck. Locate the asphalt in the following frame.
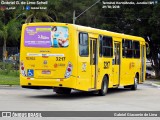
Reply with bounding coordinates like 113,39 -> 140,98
0,82 -> 160,111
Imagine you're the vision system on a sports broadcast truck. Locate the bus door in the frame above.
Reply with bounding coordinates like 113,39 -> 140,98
90,38 -> 98,89
141,45 -> 145,82
113,42 -> 120,85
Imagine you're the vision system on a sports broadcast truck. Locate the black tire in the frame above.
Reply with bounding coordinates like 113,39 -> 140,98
53,87 -> 71,94
98,76 -> 108,96
131,75 -> 138,90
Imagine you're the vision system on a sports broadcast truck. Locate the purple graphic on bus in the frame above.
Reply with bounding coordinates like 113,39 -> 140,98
24,26 -> 69,48
24,26 -> 51,47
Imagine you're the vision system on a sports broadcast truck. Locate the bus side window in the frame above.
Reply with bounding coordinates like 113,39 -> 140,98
79,32 -> 89,56
99,35 -> 103,57
122,39 -> 126,57
123,39 -> 133,58
126,40 -> 133,58
133,41 -> 140,58
102,36 -> 113,57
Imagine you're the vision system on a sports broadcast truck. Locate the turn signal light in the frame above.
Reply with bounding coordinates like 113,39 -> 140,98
65,62 -> 73,78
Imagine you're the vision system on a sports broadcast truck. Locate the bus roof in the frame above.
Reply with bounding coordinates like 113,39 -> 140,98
74,24 -> 145,42
23,22 -> 145,42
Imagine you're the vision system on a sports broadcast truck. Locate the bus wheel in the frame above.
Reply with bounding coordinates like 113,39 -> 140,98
131,75 -> 138,90
98,76 -> 108,96
53,87 -> 71,94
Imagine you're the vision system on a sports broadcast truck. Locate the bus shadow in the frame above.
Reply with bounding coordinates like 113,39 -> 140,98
26,88 -> 138,100
107,88 -> 140,95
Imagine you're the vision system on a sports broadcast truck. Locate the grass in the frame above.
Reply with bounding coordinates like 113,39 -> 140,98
0,70 -> 19,85
156,82 -> 160,85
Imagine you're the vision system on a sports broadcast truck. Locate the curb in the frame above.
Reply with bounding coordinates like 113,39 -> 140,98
0,85 -> 20,87
151,83 -> 160,88
144,81 -> 160,88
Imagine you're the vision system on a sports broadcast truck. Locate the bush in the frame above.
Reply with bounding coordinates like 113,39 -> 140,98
0,62 -> 19,76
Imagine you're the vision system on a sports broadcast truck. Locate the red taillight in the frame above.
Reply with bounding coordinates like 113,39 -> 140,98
20,61 -> 26,76
67,68 -> 71,72
65,62 -> 73,78
21,66 -> 24,70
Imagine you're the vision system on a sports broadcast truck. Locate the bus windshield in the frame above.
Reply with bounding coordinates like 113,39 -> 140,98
24,26 -> 69,48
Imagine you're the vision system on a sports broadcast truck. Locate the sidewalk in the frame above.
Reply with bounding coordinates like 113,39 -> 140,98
144,79 -> 160,87
0,85 -> 20,87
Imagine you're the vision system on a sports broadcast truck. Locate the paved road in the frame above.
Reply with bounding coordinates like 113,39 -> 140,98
0,84 -> 159,111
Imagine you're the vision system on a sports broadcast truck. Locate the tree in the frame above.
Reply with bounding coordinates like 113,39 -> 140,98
25,9 -> 55,23
0,19 -> 20,61
24,0 -> 57,23
148,3 -> 160,77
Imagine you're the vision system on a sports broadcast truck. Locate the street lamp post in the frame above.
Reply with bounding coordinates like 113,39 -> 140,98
15,13 -> 25,20
73,0 -> 100,24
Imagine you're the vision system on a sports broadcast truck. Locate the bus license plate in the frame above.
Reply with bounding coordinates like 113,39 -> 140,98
42,70 -> 51,74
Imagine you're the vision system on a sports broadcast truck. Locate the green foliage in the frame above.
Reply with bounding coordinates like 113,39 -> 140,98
0,74 -> 19,85
0,62 -> 19,76
7,20 -> 21,41
0,18 -> 21,61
